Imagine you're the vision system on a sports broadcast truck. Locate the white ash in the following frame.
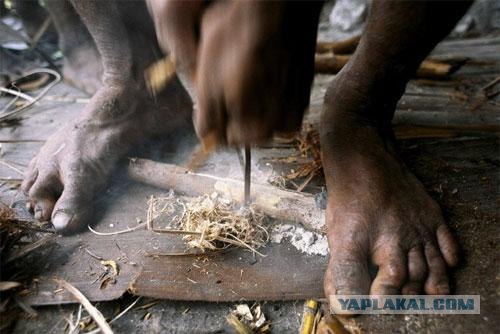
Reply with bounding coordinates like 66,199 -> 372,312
271,224 -> 329,256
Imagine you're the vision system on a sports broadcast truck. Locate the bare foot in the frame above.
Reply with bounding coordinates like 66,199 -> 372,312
62,43 -> 103,95
22,80 -> 192,233
320,79 -> 459,297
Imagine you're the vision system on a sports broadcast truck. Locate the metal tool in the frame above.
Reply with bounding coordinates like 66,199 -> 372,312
244,145 -> 251,205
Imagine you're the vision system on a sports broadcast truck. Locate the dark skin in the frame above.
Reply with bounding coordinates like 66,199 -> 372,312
23,0 -> 471,301
22,0 -> 193,232
150,0 -> 471,298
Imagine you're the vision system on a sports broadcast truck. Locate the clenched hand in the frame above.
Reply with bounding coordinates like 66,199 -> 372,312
148,0 -> 322,146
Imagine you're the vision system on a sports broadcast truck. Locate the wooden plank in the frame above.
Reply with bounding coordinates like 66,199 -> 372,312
20,181 -> 327,305
130,243 -> 326,302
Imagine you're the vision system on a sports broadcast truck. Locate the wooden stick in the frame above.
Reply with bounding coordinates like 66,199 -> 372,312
127,159 -> 325,232
314,54 -> 456,79
316,35 -> 361,55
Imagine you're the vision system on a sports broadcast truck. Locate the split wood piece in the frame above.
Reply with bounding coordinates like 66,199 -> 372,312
315,54 -> 458,79
127,158 -> 325,233
316,35 -> 361,55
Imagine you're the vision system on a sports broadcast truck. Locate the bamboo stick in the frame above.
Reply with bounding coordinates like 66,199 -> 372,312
315,54 -> 456,79
316,35 -> 361,55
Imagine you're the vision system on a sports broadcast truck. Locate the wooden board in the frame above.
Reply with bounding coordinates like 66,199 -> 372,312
16,181 -> 327,305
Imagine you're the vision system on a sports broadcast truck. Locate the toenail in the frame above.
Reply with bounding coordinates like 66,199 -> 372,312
34,208 -> 43,220
336,288 -> 365,296
437,285 -> 449,295
52,211 -> 74,231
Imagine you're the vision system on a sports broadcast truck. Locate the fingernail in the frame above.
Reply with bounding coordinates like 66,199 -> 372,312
52,211 -> 73,232
26,201 -> 32,211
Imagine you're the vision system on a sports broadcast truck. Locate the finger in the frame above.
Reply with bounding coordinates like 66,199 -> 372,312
436,224 -> 459,267
149,0 -> 204,80
193,4 -> 231,146
194,73 -> 227,146
424,243 -> 450,295
402,245 -> 427,295
370,244 -> 407,295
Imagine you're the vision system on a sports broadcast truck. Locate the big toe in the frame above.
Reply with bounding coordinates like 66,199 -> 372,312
51,187 -> 93,234
325,243 -> 370,313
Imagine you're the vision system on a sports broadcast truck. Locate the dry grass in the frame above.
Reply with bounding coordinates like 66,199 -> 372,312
0,203 -> 55,331
271,123 -> 323,192
147,193 -> 269,256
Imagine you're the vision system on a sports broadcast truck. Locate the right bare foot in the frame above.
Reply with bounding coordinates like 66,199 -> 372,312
22,80 -> 192,233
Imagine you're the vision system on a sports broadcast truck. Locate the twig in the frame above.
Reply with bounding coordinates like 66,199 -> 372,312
85,297 -> 141,334
54,279 -> 113,334
143,251 -> 200,257
481,76 -> 500,98
0,159 -> 25,175
133,300 -> 159,310
87,223 -> 146,236
0,139 -> 45,143
151,228 -> 201,235
68,304 -> 82,334
13,295 -> 38,316
296,172 -> 316,193
0,69 -> 61,121
30,16 -> 52,48
218,236 -> 266,257
0,87 -> 36,103
84,248 -> 104,261
0,178 -> 23,182
5,234 -> 56,264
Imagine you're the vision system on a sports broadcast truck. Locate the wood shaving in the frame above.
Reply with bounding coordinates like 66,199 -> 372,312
229,303 -> 270,333
147,192 -> 269,256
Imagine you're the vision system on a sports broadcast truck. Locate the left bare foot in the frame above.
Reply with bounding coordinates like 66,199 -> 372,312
320,80 -> 459,297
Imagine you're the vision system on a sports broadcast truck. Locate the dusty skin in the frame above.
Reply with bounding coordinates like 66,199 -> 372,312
23,0 -> 469,301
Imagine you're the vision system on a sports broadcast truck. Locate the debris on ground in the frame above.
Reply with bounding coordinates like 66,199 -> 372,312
55,279 -> 114,334
270,123 -> 323,192
0,203 -> 55,331
99,259 -> 120,290
147,192 -> 269,256
0,68 -> 61,122
227,303 -> 270,333
299,299 -> 363,334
